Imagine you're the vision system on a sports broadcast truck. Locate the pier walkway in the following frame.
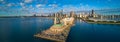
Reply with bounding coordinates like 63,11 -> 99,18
34,24 -> 73,42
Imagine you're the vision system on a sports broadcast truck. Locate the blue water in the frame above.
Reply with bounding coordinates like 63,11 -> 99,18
0,17 -> 120,42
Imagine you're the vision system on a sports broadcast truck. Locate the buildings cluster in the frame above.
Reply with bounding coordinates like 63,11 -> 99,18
72,10 -> 120,21
32,9 -> 120,21
54,11 -> 75,25
48,11 -> 75,34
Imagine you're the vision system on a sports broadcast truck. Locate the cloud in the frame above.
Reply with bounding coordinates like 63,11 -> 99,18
24,0 -> 32,3
5,3 -> 18,7
20,2 -> 24,6
7,3 -> 12,7
36,4 -> 44,8
48,4 -> 58,8
19,2 -> 27,10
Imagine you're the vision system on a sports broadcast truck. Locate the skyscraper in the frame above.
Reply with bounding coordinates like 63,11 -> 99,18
70,11 -> 74,17
92,9 -> 94,15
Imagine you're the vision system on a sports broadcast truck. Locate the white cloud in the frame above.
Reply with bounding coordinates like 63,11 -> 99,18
24,0 -> 32,3
36,4 -> 44,8
19,2 -> 26,9
48,4 -> 58,8
20,2 -> 24,6
5,3 -> 18,7
7,3 -> 12,7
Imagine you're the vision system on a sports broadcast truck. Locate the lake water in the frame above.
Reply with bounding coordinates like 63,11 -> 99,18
0,17 -> 120,42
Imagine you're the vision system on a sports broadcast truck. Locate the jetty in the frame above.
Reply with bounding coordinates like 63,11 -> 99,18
34,12 -> 75,42
34,24 -> 73,42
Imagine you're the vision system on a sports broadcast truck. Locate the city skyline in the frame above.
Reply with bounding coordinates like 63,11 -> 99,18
0,0 -> 120,16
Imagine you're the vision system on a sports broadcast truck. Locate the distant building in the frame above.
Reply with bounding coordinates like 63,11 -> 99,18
92,10 -> 95,15
79,13 -> 89,18
33,14 -> 37,17
53,13 -> 56,17
90,9 -> 98,18
70,11 -> 75,17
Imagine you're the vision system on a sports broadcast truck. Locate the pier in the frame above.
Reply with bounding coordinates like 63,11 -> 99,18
34,12 -> 75,42
34,24 -> 73,42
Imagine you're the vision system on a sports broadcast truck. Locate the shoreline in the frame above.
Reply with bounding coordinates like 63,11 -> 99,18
87,22 -> 120,24
85,20 -> 120,24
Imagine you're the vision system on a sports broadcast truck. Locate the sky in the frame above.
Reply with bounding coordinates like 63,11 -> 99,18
0,0 -> 120,16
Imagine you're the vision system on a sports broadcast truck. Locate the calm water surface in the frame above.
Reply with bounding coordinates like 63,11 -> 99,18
0,17 -> 120,42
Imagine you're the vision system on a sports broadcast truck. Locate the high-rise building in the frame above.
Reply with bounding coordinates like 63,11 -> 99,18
91,9 -> 98,18
70,11 -> 74,17
33,14 -> 37,17
92,9 -> 94,15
